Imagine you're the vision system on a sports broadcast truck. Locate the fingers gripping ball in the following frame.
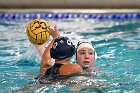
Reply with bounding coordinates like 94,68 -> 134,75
26,19 -> 50,44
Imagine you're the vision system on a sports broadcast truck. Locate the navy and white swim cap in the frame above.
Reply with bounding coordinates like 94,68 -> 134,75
50,36 -> 75,60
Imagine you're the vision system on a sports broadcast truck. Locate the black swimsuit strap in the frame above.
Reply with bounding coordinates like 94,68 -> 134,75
45,63 -> 64,76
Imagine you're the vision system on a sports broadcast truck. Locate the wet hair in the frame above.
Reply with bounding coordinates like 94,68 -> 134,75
50,36 -> 75,60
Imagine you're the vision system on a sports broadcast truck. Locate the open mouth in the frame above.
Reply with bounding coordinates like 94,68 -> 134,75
83,61 -> 90,64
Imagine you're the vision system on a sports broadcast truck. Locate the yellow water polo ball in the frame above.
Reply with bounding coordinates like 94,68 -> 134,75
26,19 -> 50,45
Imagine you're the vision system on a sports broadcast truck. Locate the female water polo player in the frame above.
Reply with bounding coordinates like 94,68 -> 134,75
34,25 -> 99,76
76,41 -> 100,72
35,25 -> 83,76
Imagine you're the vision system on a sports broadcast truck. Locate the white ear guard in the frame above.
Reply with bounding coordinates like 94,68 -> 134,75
94,51 -> 97,61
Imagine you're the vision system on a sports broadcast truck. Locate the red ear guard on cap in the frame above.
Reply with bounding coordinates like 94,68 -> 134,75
50,36 -> 75,60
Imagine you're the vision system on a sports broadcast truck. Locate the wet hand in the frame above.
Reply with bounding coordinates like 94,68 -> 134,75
47,25 -> 60,39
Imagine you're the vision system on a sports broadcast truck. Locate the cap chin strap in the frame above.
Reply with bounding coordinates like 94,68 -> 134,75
94,51 -> 98,61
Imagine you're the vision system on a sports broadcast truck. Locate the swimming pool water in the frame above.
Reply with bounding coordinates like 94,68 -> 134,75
0,18 -> 140,93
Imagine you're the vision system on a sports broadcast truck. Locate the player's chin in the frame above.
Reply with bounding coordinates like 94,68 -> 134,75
82,64 -> 90,68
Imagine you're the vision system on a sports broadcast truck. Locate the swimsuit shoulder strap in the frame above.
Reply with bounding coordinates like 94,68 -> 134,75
45,63 -> 64,76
